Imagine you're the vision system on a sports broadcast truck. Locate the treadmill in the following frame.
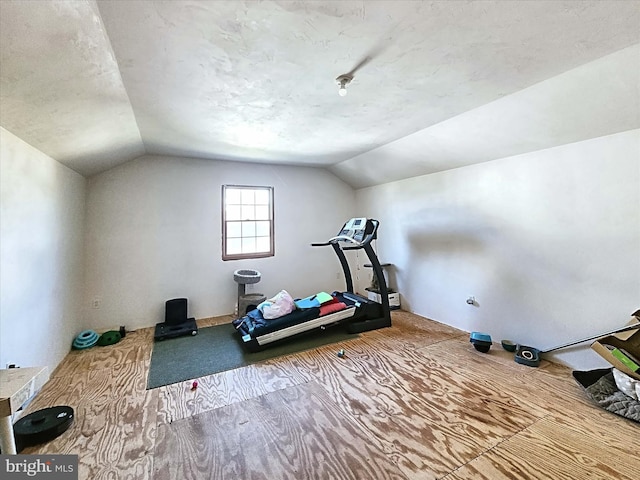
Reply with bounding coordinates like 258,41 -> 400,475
313,217 -> 392,333
234,218 -> 392,352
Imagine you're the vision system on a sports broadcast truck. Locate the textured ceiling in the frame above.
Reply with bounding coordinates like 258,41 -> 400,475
1,0 -> 639,182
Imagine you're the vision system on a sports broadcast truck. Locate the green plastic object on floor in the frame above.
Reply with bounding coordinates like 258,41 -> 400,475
97,330 -> 122,346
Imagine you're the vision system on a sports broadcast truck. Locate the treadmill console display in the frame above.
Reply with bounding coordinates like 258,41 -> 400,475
338,217 -> 374,244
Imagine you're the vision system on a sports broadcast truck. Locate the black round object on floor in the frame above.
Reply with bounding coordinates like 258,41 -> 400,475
97,330 -> 122,346
13,406 -> 74,452
473,343 -> 491,353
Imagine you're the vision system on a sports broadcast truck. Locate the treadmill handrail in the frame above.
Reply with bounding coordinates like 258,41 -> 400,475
310,218 -> 382,296
327,235 -> 362,246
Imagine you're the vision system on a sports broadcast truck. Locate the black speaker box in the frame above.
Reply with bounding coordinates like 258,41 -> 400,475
165,298 -> 188,325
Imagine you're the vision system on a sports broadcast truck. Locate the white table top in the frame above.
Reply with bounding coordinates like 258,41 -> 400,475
0,366 -> 49,417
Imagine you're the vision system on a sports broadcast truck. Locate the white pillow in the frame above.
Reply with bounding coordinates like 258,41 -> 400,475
612,368 -> 639,400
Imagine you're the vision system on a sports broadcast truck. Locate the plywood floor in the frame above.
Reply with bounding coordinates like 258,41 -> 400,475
21,311 -> 638,479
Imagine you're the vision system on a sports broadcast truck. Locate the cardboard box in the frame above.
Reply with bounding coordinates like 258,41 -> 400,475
591,317 -> 640,381
366,290 -> 401,309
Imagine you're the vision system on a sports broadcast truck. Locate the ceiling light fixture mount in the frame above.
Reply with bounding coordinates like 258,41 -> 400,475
336,74 -> 353,97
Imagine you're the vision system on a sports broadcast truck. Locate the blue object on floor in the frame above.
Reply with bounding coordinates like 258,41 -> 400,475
73,330 -> 99,349
470,332 -> 493,353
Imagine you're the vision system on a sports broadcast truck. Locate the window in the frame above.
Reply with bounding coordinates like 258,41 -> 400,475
222,185 -> 274,260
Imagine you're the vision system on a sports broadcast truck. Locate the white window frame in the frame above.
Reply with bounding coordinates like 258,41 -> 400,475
222,185 -> 274,261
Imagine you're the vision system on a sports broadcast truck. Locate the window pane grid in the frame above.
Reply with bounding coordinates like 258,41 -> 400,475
223,185 -> 273,260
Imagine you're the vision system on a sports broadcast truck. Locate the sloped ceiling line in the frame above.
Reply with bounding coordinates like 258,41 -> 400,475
0,0 -> 639,184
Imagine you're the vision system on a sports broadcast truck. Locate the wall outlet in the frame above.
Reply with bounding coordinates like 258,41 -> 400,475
336,272 -> 341,280
92,297 -> 102,309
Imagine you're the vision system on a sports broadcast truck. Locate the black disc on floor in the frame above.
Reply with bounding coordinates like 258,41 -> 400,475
13,406 -> 74,452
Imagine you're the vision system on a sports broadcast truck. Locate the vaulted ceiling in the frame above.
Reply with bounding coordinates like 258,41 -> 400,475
1,1 -> 639,185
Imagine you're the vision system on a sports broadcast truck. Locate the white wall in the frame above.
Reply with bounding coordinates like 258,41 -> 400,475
84,155 -> 356,331
0,127 -> 86,371
356,130 -> 640,370
332,44 -> 640,189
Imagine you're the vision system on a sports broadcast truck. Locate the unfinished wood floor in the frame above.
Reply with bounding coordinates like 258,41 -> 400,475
22,311 -> 638,479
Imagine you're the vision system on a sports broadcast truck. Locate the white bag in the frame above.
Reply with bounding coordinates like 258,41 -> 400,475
258,290 -> 295,320
612,368 -> 639,400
